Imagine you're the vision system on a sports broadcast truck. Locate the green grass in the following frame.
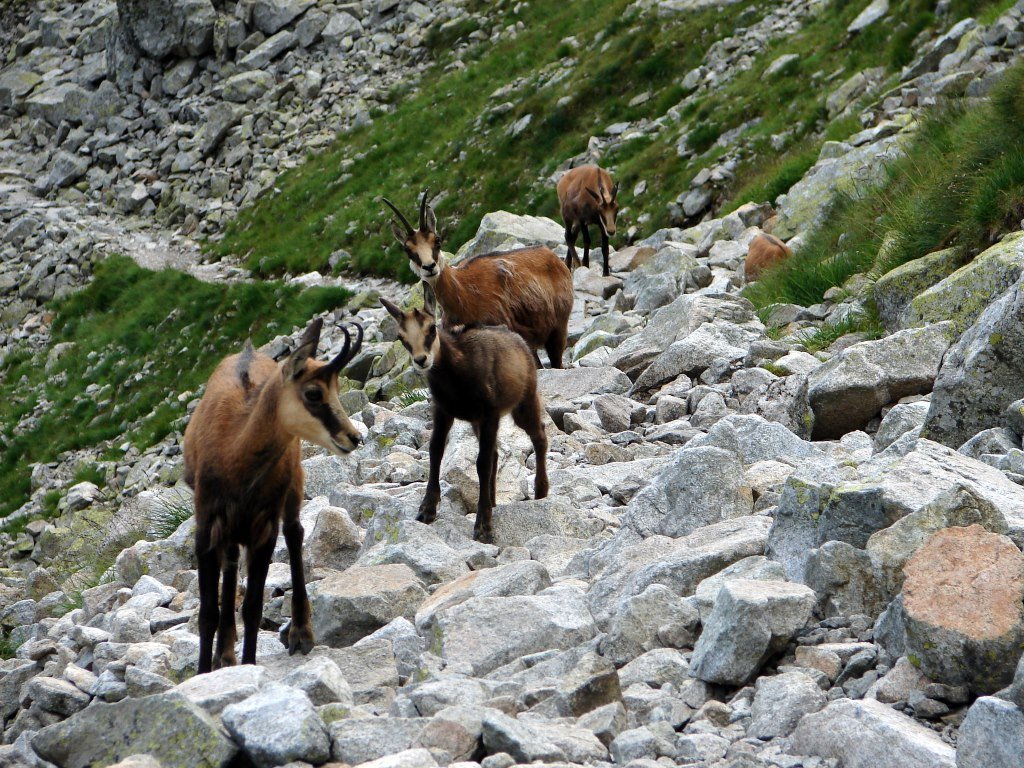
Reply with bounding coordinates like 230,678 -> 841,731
0,256 -> 351,520
148,490 -> 195,540
213,0 -> 1009,282
746,59 -> 1024,308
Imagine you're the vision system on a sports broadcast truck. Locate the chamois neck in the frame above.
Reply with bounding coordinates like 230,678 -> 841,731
434,329 -> 465,371
235,376 -> 296,469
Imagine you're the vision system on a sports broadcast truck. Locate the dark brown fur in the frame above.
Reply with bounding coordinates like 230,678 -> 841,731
382,191 -> 573,368
557,165 -> 619,277
183,319 -> 362,674
380,298 -> 549,543
744,233 -> 792,282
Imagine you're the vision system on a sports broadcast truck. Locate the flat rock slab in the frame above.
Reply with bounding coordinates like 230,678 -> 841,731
902,524 -> 1024,694
31,692 -> 237,768
689,579 -> 815,685
788,697 -> 956,768
221,683 -> 330,768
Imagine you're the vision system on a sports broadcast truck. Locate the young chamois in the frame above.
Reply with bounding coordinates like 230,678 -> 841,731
557,165 -> 619,277
744,232 -> 792,282
381,191 -> 573,369
380,295 -> 549,544
183,318 -> 363,674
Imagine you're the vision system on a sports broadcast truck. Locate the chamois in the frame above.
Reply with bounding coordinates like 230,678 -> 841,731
744,232 -> 792,282
557,165 -> 619,277
183,318 -> 363,674
380,295 -> 549,544
381,191 -> 573,369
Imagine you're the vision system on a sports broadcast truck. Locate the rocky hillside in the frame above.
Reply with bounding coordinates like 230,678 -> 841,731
5,0 -> 1024,767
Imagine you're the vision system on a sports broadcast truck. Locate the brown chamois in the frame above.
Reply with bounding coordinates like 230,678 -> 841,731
556,165 -> 620,277
381,190 -> 573,369
183,318 -> 363,674
380,295 -> 549,544
744,232 -> 792,282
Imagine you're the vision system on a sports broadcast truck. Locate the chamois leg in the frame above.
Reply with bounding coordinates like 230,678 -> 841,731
283,493 -> 315,656
600,228 -> 611,277
513,395 -> 549,500
240,536 -> 275,665
545,326 -> 567,369
213,542 -> 239,669
196,524 -> 222,675
489,440 -> 498,510
581,225 -> 592,268
473,415 -> 500,543
564,223 -> 579,270
419,409 -> 455,524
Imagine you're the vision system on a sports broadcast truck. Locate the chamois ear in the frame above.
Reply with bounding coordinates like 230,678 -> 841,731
611,182 -> 619,200
285,317 -> 323,379
380,298 -> 405,321
586,187 -> 602,203
390,221 -> 408,244
422,282 -> 437,316
424,203 -> 437,235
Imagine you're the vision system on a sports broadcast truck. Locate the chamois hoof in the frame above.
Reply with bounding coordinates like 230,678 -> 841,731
473,525 -> 493,544
213,651 -> 237,670
416,509 -> 437,525
287,624 -> 315,656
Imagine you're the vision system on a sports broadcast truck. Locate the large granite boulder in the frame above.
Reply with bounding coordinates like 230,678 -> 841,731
116,0 -> 217,59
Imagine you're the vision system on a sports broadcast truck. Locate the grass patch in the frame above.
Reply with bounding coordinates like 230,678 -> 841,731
0,256 -> 351,519
747,59 -> 1024,308
148,489 -> 195,540
794,308 -> 885,353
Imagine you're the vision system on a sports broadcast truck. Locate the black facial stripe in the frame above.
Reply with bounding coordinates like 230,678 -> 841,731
305,399 -> 344,436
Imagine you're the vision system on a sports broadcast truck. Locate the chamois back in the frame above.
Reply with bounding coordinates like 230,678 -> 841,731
744,233 -> 792,282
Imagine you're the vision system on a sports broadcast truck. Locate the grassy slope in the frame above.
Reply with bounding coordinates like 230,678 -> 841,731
0,257 -> 350,522
213,0 -> 1011,282
746,58 -> 1024,311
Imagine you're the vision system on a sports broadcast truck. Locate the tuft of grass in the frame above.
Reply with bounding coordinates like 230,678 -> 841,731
148,490 -> 195,540
794,308 -> 885,353
73,462 -> 107,488
747,59 -> 1024,309
0,256 -> 351,518
394,386 -> 431,409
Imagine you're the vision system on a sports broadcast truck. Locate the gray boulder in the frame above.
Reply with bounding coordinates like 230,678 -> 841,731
788,698 -> 956,768
455,211 -> 565,260
281,656 -> 352,707
874,401 -> 930,450
172,664 -> 267,715
330,717 -> 425,764
689,579 -> 815,685
922,275 -> 1024,446
252,0 -> 314,34
747,671 -> 827,739
490,499 -> 603,547
807,323 -> 955,438
600,584 -> 700,664
433,586 -> 597,675
309,564 -> 428,646
622,446 -> 752,537
693,555 -> 786,621
956,696 -> 1024,768
116,0 -> 216,59
32,692 -> 237,768
221,683 -> 330,767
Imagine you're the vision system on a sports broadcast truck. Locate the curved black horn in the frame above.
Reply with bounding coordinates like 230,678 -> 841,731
381,198 -> 414,235
325,322 -> 364,374
419,188 -> 430,231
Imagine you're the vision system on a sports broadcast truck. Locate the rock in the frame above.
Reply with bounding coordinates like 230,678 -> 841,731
329,717 -> 426,764
874,401 -> 930,450
25,82 -> 89,126
600,584 -> 700,664
221,683 -> 330,768
239,30 -> 298,69
252,0 -> 314,34
873,246 -> 965,330
747,672 -> 827,739
490,499 -> 602,548
31,692 -> 237,768
957,695 -> 1024,768
576,701 -> 628,747
414,704 -> 483,761
481,711 -> 566,763
922,274 -> 1024,446
805,540 -> 887,618
322,11 -> 363,45
905,232 -> 1024,334
433,586 -> 597,675
307,503 -> 362,571
789,698 -> 955,767
414,560 -> 551,632
196,103 -> 244,157
848,0 -> 889,33
866,655 -> 932,703
901,525 -> 1024,694
42,151 -> 90,192
0,69 -> 42,110
541,651 -> 623,717
222,70 -> 275,102
622,446 -> 752,537
693,556 -> 786,621
689,580 -> 816,685
26,676 -> 91,716
631,322 -> 759,392
309,564 -> 428,647
455,211 -> 565,260
356,520 -> 467,585
807,323 -> 955,438
117,0 -> 217,59
537,366 -> 632,401
356,748 -> 439,768
281,656 -> 352,707
774,132 -> 911,240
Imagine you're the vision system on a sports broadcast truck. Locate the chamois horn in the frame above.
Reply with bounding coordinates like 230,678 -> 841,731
382,197 -> 415,236
324,322 -> 364,374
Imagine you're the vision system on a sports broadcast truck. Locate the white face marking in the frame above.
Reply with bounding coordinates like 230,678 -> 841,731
277,373 -> 360,455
